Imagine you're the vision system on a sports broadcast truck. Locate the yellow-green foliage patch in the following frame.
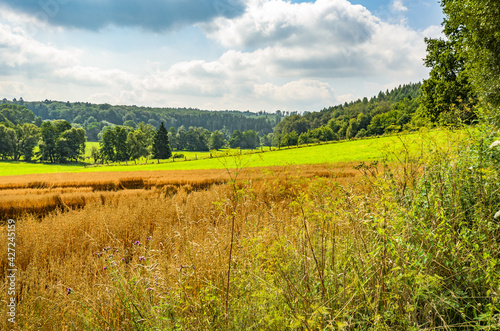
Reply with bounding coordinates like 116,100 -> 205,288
0,129 -> 464,176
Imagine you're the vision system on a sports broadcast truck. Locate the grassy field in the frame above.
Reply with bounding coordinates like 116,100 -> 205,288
0,129 -> 461,176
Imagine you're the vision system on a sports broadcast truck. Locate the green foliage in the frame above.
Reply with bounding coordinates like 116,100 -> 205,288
0,104 -> 35,126
229,130 -> 243,149
408,127 -> 500,327
442,0 -> 500,109
137,122 -> 155,147
99,127 -> 116,163
420,36 -> 476,123
56,128 -> 86,162
208,130 -> 226,150
114,126 -> 129,162
184,126 -> 210,151
280,131 -> 298,146
152,122 -> 172,160
39,121 -> 59,163
99,126 -> 130,163
126,130 -> 149,164
0,125 -> 17,160
227,129 -> 260,149
15,123 -> 40,161
38,121 -> 86,163
11,99 -> 276,138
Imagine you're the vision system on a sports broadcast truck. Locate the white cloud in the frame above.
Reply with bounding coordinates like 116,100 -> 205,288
0,0 -> 435,112
198,0 -> 429,82
392,0 -> 408,12
253,79 -> 335,104
202,0 -> 376,49
0,21 -> 77,73
54,66 -> 135,87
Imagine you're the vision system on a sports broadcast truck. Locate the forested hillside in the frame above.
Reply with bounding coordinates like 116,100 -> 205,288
272,83 -> 423,146
0,99 -> 277,141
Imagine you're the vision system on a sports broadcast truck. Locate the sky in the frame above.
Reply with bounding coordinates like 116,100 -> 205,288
0,0 -> 444,112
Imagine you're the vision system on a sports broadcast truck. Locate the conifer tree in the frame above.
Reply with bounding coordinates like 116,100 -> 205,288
152,122 -> 172,160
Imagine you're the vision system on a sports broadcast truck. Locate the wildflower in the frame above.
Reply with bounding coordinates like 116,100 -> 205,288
103,266 -> 107,270
146,288 -> 153,291
67,288 -> 72,295
134,241 -> 141,246
147,236 -> 151,241
96,252 -> 102,258
494,210 -> 500,219
121,258 -> 125,262
139,256 -> 146,261
490,140 -> 500,149
108,254 -> 113,258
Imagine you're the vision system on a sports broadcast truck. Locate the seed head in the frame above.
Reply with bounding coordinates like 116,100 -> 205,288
490,140 -> 500,149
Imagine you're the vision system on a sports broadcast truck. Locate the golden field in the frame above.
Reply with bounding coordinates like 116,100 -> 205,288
1,162 -> 376,330
2,129 -> 495,330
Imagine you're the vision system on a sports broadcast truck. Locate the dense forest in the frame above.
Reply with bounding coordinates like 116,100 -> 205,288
0,99 -> 277,141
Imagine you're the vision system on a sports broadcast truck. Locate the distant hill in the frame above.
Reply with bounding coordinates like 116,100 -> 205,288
1,99 -> 278,141
272,82 -> 423,146
2,82 -> 423,144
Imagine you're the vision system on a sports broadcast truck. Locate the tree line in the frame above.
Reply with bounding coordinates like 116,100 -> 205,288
0,102 -> 269,164
0,99 -> 277,142
97,123 -> 262,164
0,104 -> 85,163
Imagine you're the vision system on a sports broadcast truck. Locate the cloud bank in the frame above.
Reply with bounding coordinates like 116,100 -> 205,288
0,0 -> 246,31
0,0 -> 443,111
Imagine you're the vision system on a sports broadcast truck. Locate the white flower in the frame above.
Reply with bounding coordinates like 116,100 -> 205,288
489,140 -> 500,149
494,210 -> 500,219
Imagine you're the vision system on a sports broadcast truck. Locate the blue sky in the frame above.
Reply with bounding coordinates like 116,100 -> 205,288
0,0 -> 444,112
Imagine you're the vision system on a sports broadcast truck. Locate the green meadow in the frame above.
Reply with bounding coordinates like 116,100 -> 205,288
0,129 -> 462,176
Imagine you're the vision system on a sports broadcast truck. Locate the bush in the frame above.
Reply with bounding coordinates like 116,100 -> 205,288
172,153 -> 184,159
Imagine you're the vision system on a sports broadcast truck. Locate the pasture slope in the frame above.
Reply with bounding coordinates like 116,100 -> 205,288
0,129 -> 458,176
